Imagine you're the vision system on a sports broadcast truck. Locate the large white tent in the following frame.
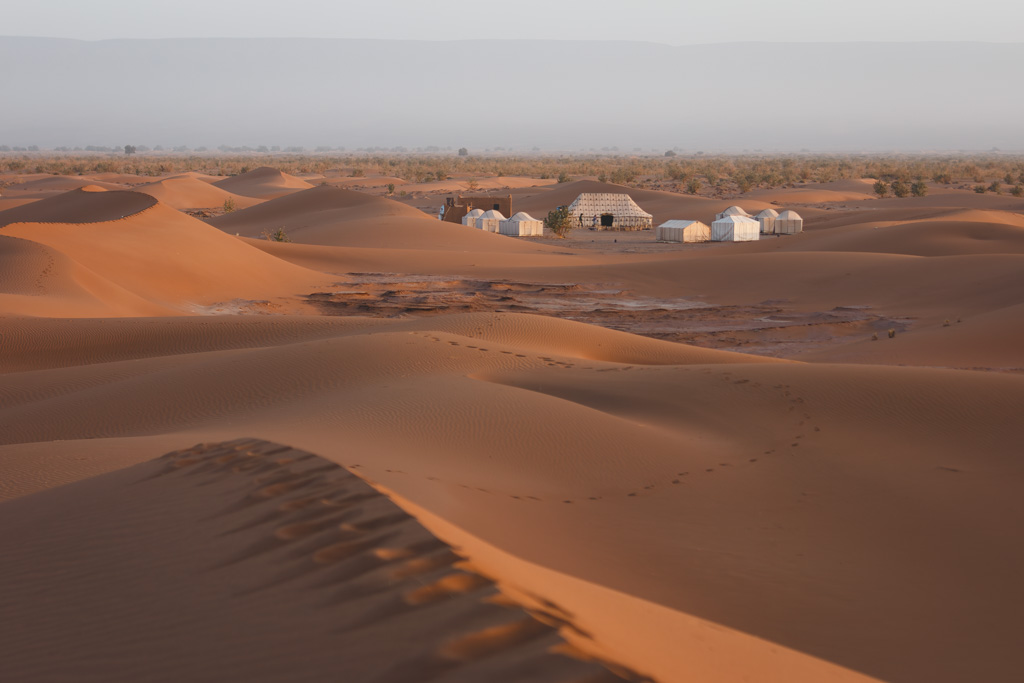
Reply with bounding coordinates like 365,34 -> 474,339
462,208 -> 484,227
477,209 -> 505,233
711,215 -> 760,242
775,209 -> 804,235
655,220 -> 710,243
756,208 -> 779,234
566,193 -> 653,230
499,212 -> 543,237
715,205 -> 751,220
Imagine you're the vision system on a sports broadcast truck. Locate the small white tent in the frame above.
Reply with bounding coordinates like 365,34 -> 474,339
715,205 -> 751,220
462,208 -> 484,227
711,215 -> 760,242
478,209 -> 505,233
775,210 -> 804,235
656,220 -> 710,243
499,212 -> 543,237
756,208 -> 779,234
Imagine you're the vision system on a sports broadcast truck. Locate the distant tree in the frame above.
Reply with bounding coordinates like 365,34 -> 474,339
597,172 -> 607,183
435,169 -> 448,181
458,147 -> 469,156
557,171 -> 571,183
1011,184 -> 1023,197
123,145 -> 136,155
1004,172 -> 1014,185
664,150 -> 677,157
544,206 -> 574,238
737,176 -> 753,193
686,177 -> 702,194
932,172 -> 952,184
988,180 -> 1002,194
911,180 -> 928,197
873,179 -> 889,198
891,180 -> 910,198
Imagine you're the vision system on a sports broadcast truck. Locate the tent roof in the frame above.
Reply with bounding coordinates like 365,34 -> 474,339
756,209 -> 779,218
465,208 -> 484,217
659,220 -> 706,228
480,209 -> 506,219
777,210 -> 803,220
713,215 -> 759,225
507,212 -> 539,222
720,205 -> 750,216
567,193 -> 653,218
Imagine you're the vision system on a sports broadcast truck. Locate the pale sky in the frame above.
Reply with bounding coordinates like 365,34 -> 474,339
2,0 -> 1023,43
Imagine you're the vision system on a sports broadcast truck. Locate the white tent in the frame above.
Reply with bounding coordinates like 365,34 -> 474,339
462,208 -> 484,227
715,205 -> 751,220
775,210 -> 804,235
477,209 -> 505,233
711,215 -> 760,242
656,220 -> 710,243
566,193 -> 653,230
756,208 -> 779,234
499,211 -> 544,237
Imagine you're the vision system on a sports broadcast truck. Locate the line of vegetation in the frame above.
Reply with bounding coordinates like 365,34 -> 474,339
2,153 -> 1023,198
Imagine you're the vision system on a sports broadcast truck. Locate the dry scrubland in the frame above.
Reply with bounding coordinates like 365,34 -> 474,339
1,154 -> 1024,683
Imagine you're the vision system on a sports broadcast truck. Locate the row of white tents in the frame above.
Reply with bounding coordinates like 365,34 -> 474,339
655,206 -> 804,243
462,208 -> 544,236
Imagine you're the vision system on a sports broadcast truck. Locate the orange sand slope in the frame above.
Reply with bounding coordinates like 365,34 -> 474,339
135,173 -> 262,210
0,189 -> 332,316
1,311 -> 1022,682
210,185 -> 569,252
0,439 -> 626,683
213,166 -> 315,198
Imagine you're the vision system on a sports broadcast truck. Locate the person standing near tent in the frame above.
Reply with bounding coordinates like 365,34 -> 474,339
437,206 -> 445,221
578,213 -> 584,228
592,214 -> 598,229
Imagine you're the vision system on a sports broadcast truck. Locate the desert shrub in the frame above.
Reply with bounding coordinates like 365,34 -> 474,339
932,172 -> 952,184
891,180 -> 910,198
263,228 -> 291,242
597,172 -> 607,183
386,183 -> 395,194
351,168 -> 365,177
686,177 -> 702,194
222,197 -> 235,213
664,150 -> 677,157
557,171 -> 571,183
544,206 -> 574,238
974,185 -> 987,193
1011,184 -> 1023,197
911,180 -> 928,197
873,180 -> 889,198
988,181 -> 1002,194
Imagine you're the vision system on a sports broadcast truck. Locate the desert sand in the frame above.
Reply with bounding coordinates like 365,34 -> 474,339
1,169 -> 1023,683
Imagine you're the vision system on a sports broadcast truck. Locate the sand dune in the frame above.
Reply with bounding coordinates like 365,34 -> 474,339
1,311 -> 1021,682
1,190 -> 332,316
213,166 -> 315,198
210,185 -> 568,251
135,174 -> 261,210
0,438 -> 626,683
4,167 -> 1024,683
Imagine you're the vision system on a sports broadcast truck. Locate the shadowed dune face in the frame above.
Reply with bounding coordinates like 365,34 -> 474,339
0,438 -> 628,683
0,187 -> 158,227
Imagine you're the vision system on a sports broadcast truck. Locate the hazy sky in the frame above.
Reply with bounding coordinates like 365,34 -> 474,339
3,0 -> 1023,43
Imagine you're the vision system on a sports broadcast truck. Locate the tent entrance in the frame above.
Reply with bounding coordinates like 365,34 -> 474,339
600,213 -> 614,228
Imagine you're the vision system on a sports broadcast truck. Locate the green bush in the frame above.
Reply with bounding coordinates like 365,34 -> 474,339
544,206 -> 574,238
557,171 -> 571,183
988,181 -> 1002,194
873,180 -> 889,198
891,180 -> 910,198
1011,184 -> 1023,197
263,228 -> 291,242
911,180 -> 928,197
222,197 -> 235,212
